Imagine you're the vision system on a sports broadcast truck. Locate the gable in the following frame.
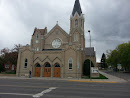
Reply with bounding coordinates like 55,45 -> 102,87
44,24 -> 69,47
45,24 -> 69,39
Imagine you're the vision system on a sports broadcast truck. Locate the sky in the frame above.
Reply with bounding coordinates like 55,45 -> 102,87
0,0 -> 130,62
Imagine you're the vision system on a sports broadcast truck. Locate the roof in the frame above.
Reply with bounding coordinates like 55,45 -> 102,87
72,0 -> 82,16
85,47 -> 95,57
33,27 -> 47,35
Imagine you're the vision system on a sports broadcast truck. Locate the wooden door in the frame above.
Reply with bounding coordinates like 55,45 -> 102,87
44,68 -> 51,77
54,67 -> 60,77
35,67 -> 41,77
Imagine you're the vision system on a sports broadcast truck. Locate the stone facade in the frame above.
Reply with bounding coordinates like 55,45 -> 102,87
16,0 -> 96,78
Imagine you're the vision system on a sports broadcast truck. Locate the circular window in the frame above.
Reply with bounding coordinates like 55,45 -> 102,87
52,39 -> 62,48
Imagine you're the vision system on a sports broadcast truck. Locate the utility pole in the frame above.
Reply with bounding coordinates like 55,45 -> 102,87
88,30 -> 91,79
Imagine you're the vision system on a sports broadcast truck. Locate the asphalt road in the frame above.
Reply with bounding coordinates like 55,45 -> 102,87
0,79 -> 130,98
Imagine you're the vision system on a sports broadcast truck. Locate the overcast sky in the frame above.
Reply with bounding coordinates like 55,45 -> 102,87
0,0 -> 130,62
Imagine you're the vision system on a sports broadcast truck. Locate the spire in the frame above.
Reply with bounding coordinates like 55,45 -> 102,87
72,0 -> 82,16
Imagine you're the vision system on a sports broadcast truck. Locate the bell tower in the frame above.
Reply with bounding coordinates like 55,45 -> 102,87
70,0 -> 85,50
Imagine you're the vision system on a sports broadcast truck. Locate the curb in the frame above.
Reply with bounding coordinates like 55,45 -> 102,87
0,77 -> 127,83
68,80 -> 118,83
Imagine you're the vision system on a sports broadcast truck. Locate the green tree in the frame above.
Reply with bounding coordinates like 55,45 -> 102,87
83,59 -> 94,76
101,53 -> 107,68
106,42 -> 130,71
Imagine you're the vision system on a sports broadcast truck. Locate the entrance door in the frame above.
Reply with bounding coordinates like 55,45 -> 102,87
35,64 -> 41,77
43,63 -> 51,77
44,68 -> 51,77
54,64 -> 60,77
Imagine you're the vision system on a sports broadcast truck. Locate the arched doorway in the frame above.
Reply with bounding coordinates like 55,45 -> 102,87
35,64 -> 41,77
43,62 -> 51,77
83,59 -> 94,76
54,63 -> 61,78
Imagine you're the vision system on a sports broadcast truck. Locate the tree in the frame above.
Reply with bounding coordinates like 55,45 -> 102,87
0,57 -> 4,72
6,52 -> 18,66
101,53 -> 107,69
106,42 -> 130,71
106,50 -> 119,69
12,44 -> 22,52
0,44 -> 22,70
0,48 -> 10,56
0,48 -> 10,72
83,59 -> 94,76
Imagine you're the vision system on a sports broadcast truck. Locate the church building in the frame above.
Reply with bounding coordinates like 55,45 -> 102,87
16,0 -> 96,78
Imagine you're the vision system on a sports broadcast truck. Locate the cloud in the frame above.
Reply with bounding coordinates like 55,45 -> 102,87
0,0 -> 130,62
84,0 -> 130,61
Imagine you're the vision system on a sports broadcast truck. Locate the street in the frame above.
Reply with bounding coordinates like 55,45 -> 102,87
0,79 -> 130,98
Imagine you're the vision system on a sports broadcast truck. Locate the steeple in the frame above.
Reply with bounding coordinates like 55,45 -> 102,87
72,0 -> 82,16
69,0 -> 85,50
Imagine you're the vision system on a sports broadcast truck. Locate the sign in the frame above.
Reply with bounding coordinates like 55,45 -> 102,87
117,64 -> 121,66
91,67 -> 99,73
117,64 -> 122,70
12,65 -> 15,70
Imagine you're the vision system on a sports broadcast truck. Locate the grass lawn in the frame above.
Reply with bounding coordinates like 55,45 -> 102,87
82,74 -> 108,79
0,71 -> 16,74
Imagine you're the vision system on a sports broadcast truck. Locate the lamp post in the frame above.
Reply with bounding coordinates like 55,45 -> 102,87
88,30 -> 91,79
88,30 -> 91,47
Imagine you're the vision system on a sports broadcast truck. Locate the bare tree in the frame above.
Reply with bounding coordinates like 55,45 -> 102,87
12,44 -> 22,52
0,48 -> 10,55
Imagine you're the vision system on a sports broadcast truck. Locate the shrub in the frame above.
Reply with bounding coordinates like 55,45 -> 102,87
83,59 -> 94,76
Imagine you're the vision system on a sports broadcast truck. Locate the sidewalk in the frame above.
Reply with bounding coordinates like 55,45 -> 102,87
96,71 -> 127,83
68,71 -> 127,83
0,71 -> 128,83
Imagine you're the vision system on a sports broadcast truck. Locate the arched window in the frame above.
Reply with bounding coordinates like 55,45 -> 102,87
36,34 -> 39,43
36,34 -> 39,40
24,58 -> 28,68
75,19 -> 78,27
69,58 -> 73,69
55,63 -> 60,67
74,33 -> 78,42
37,47 -> 39,51
36,64 -> 41,67
45,63 -> 51,67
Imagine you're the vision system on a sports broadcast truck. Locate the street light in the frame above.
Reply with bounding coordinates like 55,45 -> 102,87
88,30 -> 91,47
88,30 -> 91,79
